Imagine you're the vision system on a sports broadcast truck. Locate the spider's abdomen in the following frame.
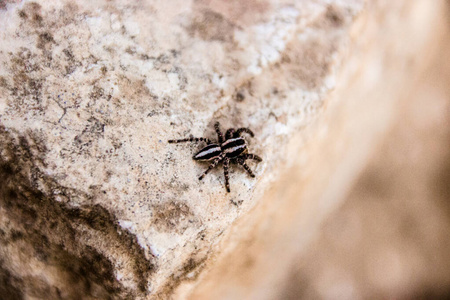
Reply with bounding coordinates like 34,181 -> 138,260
193,144 -> 221,161
221,137 -> 247,158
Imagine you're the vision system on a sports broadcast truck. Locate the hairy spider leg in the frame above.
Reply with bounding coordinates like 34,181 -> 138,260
241,153 -> 262,162
225,128 -> 236,140
168,137 -> 212,144
199,153 -> 225,180
235,127 -> 255,138
236,158 -> 256,177
214,122 -> 224,144
223,157 -> 230,192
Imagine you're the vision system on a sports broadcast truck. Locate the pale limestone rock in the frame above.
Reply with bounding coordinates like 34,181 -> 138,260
4,0 -> 438,298
186,1 -> 449,299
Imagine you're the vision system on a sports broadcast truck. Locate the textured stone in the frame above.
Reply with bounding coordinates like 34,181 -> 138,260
1,0 -> 444,299
0,1 -> 363,297
185,0 -> 450,299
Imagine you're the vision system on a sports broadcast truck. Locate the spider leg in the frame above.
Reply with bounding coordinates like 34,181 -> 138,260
241,153 -> 262,162
223,157 -> 230,192
236,158 -> 256,178
199,153 -> 225,180
235,127 -> 255,138
214,122 -> 224,144
225,128 -> 236,140
168,137 -> 212,144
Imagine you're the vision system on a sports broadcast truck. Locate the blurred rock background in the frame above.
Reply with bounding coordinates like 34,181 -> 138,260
282,12 -> 450,299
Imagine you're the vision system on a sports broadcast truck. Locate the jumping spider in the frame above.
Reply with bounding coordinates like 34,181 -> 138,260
168,122 -> 262,192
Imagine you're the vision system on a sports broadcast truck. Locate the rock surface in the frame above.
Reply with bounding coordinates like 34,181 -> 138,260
186,1 -> 449,299
0,0 -> 447,299
281,5 -> 450,298
0,0 -> 363,298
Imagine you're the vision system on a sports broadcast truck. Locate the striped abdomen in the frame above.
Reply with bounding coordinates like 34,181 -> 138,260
193,144 -> 222,161
221,137 -> 247,158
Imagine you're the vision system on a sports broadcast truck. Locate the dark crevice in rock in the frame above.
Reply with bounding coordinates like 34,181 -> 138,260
0,125 -> 154,298
156,254 -> 208,299
0,259 -> 24,300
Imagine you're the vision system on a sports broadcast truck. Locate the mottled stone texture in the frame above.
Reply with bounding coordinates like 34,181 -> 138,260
0,0 -> 446,299
185,1 -> 450,299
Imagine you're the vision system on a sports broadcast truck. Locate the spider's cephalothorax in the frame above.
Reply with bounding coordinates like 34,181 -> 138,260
168,122 -> 262,192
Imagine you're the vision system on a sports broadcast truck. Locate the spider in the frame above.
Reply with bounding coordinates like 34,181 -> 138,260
168,122 -> 262,192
